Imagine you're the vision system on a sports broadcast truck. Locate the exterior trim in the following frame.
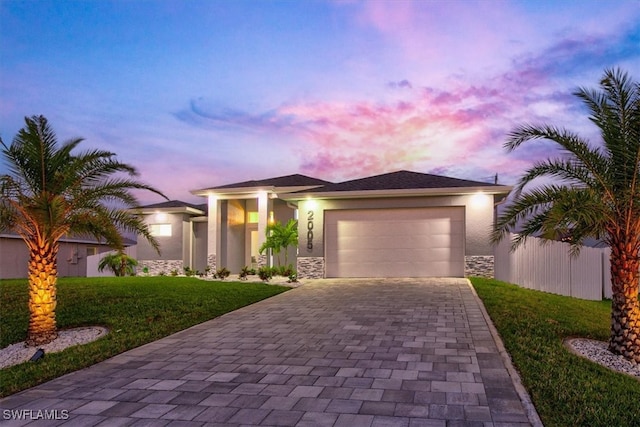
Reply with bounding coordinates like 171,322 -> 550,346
283,186 -> 511,200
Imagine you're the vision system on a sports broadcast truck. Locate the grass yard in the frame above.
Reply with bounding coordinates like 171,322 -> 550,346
471,277 -> 640,427
0,276 -> 289,397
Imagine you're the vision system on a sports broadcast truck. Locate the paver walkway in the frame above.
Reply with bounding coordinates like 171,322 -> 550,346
1,278 -> 535,426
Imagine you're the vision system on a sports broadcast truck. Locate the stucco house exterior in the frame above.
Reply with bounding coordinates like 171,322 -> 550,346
135,170 -> 511,278
0,233 -> 128,279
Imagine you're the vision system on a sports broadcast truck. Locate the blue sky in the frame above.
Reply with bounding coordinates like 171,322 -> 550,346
1,0 -> 639,204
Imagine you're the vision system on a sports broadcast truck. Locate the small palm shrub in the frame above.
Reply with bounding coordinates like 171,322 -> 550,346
239,266 -> 251,280
215,267 -> 230,280
98,251 -> 138,277
258,266 -> 273,281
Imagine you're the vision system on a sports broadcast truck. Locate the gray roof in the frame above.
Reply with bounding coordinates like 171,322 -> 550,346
211,174 -> 332,190
300,170 -> 502,193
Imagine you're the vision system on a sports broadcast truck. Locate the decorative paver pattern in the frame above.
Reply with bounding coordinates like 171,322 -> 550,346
0,278 -> 533,426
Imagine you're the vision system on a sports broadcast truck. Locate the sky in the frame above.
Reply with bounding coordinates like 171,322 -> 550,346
1,0 -> 639,204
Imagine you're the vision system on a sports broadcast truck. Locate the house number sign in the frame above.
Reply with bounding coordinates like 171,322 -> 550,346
306,210 -> 314,252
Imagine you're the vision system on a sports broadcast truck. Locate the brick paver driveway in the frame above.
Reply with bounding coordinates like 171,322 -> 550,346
1,278 -> 535,426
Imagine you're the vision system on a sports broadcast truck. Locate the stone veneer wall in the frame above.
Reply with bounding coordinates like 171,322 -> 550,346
465,255 -> 494,278
207,254 -> 217,271
297,257 -> 325,279
257,254 -> 268,268
138,260 -> 183,276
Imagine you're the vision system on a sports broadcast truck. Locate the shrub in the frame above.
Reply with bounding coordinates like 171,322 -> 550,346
98,251 -> 138,277
282,264 -> 295,277
215,267 -> 230,280
169,269 -> 178,277
258,266 -> 273,281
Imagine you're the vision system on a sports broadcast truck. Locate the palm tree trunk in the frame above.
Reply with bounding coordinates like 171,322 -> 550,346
608,239 -> 640,362
25,238 -> 59,346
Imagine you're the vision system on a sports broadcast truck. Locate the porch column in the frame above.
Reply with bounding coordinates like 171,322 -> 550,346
207,195 -> 219,269
257,191 -> 269,267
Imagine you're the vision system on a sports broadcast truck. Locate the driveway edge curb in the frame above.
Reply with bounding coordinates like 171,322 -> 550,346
466,279 -> 544,427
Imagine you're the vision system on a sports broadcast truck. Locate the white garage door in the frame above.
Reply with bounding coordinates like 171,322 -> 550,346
325,207 -> 465,278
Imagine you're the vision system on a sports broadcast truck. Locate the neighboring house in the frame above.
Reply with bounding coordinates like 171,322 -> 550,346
0,233 -> 126,279
136,170 -> 511,278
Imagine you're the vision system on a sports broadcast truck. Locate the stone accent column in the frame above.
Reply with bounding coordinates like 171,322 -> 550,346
257,254 -> 268,268
465,255 -> 494,278
207,254 -> 217,271
297,257 -> 325,279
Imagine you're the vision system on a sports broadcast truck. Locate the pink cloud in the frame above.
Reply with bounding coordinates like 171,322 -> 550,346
175,22 -> 638,187
175,65 -> 573,185
271,63 -> 586,182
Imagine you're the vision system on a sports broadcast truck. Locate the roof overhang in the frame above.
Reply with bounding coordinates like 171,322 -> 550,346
133,206 -> 205,216
191,185 -> 325,199
281,185 -> 513,201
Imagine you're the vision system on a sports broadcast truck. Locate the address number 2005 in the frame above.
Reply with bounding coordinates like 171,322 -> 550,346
306,210 -> 314,252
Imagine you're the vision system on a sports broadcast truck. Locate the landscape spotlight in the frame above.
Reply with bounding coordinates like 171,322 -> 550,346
29,348 -> 45,362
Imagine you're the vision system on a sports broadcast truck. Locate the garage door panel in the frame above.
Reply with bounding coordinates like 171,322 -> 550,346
425,234 -> 455,248
428,248 -> 456,262
325,207 -> 465,278
338,221 -> 417,236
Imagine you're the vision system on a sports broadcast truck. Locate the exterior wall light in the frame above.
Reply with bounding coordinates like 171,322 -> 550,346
306,198 -> 318,210
470,192 -> 490,209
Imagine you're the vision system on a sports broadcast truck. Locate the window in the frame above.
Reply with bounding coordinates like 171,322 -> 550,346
247,212 -> 259,223
149,224 -> 172,237
86,247 -> 97,257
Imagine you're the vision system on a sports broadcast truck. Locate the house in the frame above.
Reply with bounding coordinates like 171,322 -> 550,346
134,200 -> 209,274
0,233 -> 129,279
135,170 -> 511,278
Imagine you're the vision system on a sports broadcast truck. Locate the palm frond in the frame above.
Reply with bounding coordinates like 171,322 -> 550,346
1,115 -> 167,254
498,68 -> 640,255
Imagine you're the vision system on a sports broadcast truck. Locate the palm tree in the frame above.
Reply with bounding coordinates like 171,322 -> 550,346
98,251 -> 138,276
259,219 -> 298,266
0,115 -> 165,346
493,68 -> 640,362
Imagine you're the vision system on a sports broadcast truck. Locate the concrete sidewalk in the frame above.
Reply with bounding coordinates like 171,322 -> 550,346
1,278 -> 537,426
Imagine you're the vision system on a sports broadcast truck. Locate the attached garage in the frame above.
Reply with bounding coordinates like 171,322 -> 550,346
325,207 -> 465,278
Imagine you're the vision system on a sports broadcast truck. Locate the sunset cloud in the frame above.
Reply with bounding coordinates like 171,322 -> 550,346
176,21 -> 639,185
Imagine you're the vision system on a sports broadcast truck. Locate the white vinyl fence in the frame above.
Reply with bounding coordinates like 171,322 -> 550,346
86,246 -> 137,277
495,233 -> 615,301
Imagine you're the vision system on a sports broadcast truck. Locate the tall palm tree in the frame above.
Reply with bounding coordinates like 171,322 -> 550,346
0,115 -> 166,346
493,68 -> 640,362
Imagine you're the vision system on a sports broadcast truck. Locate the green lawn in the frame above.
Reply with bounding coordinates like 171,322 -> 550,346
470,277 -> 640,427
0,276 -> 289,397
